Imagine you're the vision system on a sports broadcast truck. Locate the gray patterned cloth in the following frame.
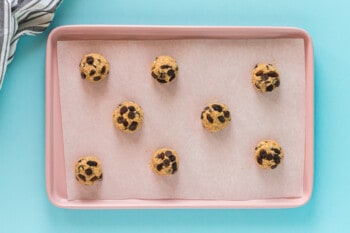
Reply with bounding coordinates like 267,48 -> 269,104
0,0 -> 62,89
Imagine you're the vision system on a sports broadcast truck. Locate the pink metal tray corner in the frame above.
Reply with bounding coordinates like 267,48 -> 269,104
45,25 -> 314,209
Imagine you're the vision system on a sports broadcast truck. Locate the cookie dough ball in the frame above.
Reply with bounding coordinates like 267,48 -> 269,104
201,103 -> 231,132
75,156 -> 103,185
254,140 -> 284,169
151,55 -> 178,83
80,53 -> 110,82
151,148 -> 179,176
113,101 -> 144,133
252,63 -> 280,92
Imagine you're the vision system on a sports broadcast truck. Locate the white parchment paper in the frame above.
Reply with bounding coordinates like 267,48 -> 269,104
57,38 -> 305,200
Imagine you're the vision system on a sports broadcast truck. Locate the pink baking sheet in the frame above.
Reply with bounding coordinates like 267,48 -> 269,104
46,26 -> 314,209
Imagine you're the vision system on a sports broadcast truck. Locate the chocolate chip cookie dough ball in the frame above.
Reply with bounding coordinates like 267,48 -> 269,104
252,63 -> 280,92
75,156 -> 103,185
201,103 -> 231,132
254,140 -> 284,170
151,55 -> 178,83
151,148 -> 179,176
113,101 -> 144,133
80,53 -> 110,82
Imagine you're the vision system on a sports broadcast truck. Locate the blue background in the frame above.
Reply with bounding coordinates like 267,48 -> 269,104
0,0 -> 348,232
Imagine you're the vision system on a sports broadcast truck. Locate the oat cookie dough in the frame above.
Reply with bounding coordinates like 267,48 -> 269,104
113,101 -> 144,133
151,55 -> 179,83
201,103 -> 231,132
75,156 -> 103,185
252,63 -> 280,92
151,148 -> 179,176
254,140 -> 284,169
80,53 -> 110,82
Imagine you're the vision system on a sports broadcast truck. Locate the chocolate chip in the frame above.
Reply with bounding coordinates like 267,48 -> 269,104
90,176 -> 98,182
224,111 -> 230,118
201,112 -> 204,119
171,162 -> 177,169
151,72 -> 158,79
169,74 -> 176,82
266,65 -> 269,69
273,155 -> 281,164
271,165 -> 277,169
157,153 -> 165,159
128,106 -> 136,111
218,116 -> 225,123
101,66 -> 106,74
172,162 -> 177,171
78,174 -> 86,181
93,76 -> 101,81
123,120 -> 129,127
128,111 -> 135,119
212,104 -> 223,112
206,114 -> 214,123
169,155 -> 176,161
87,161 -> 98,166
167,69 -> 175,76
268,71 -> 278,77
161,65 -> 170,69
163,159 -> 170,167
271,148 -> 280,154
128,121 -> 138,131
99,174 -> 103,180
266,153 -> 273,160
255,70 -> 263,76
176,67 -> 179,71
261,73 -> 269,81
257,157 -> 263,165
117,116 -> 124,124
86,56 -> 94,64
120,106 -> 128,114
85,168 -> 92,176
97,59 -> 101,63
255,84 -> 261,89
90,70 -> 96,76
156,164 -> 163,171
266,85 -> 273,92
157,78 -> 167,83
259,150 -> 267,157
204,106 -> 210,110
81,72 -> 86,79
275,79 -> 280,87
165,151 -> 172,157
254,64 -> 258,68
